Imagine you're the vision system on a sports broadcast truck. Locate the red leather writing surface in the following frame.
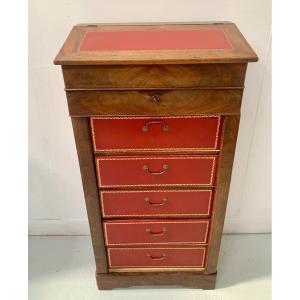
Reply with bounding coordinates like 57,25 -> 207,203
91,116 -> 221,152
108,247 -> 206,268
104,219 -> 209,245
100,190 -> 213,218
96,155 -> 217,188
80,29 -> 231,51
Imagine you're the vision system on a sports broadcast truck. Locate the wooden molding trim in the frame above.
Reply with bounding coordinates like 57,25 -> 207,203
71,117 -> 108,273
96,271 -> 217,290
204,115 -> 240,274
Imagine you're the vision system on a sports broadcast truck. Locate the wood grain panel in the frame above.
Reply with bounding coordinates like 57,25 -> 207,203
96,271 -> 216,290
66,89 -> 242,116
71,118 -> 108,273
204,115 -> 240,274
62,64 -> 247,89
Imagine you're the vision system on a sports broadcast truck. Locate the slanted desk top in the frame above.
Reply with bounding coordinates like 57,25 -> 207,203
54,22 -> 257,65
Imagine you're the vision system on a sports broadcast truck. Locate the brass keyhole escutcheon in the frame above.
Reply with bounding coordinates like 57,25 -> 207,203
151,95 -> 160,104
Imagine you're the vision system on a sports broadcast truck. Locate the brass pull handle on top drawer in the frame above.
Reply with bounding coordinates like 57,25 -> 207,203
145,227 -> 168,236
143,164 -> 168,175
142,120 -> 169,132
146,253 -> 166,260
144,197 -> 169,206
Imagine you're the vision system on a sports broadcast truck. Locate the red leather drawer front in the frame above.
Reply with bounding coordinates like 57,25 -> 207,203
100,190 -> 213,218
108,247 -> 206,270
104,219 -> 210,246
96,155 -> 218,188
91,116 -> 221,152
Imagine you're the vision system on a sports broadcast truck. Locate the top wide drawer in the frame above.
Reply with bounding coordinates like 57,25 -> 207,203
90,116 -> 222,153
67,89 -> 242,116
62,64 -> 246,89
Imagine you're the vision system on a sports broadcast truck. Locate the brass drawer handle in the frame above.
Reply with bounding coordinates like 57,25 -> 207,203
146,253 -> 166,260
142,121 -> 169,132
145,227 -> 168,236
143,164 -> 168,175
144,197 -> 168,206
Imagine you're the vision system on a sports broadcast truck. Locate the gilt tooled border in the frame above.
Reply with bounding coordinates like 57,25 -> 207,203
80,27 -> 233,53
107,246 -> 207,269
100,189 -> 213,218
96,156 -> 216,188
90,115 -> 221,152
103,220 -> 210,246
108,267 -> 205,272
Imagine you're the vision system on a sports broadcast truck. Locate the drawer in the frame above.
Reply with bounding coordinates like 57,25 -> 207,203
66,89 -> 242,116
62,64 -> 246,89
104,219 -> 210,246
91,116 -> 222,153
100,190 -> 213,218
96,155 -> 218,188
108,247 -> 206,271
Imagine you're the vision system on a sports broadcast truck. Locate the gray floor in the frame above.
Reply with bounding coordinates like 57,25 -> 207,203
29,234 -> 271,300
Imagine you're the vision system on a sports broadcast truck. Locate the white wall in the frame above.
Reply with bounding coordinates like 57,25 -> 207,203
29,0 -> 271,234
